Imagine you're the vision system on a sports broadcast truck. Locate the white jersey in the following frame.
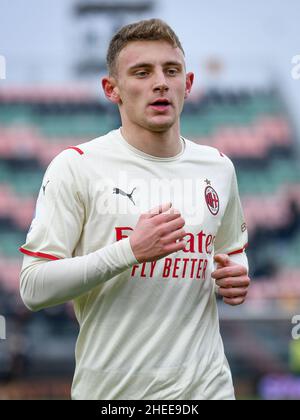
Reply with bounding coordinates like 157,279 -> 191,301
20,128 -> 248,400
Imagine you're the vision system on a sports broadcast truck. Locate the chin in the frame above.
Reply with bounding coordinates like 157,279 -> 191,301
146,119 -> 175,132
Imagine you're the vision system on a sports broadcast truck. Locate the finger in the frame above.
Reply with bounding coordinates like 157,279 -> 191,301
218,287 -> 248,299
146,202 -> 173,218
214,254 -> 232,268
154,209 -> 182,225
215,276 -> 250,288
162,238 -> 186,255
223,297 -> 245,306
161,228 -> 187,245
212,265 -> 248,280
163,215 -> 185,233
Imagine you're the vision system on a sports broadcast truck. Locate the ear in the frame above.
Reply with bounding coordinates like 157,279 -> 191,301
102,76 -> 121,104
184,72 -> 194,99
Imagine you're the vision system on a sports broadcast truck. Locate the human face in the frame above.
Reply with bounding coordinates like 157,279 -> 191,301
104,40 -> 194,133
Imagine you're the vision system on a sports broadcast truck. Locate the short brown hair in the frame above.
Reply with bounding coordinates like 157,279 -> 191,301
106,18 -> 185,76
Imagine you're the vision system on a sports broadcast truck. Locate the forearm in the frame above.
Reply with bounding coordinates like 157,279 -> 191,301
20,238 -> 138,311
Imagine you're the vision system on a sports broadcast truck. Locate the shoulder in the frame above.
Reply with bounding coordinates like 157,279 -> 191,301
63,130 -> 116,159
183,137 -> 235,174
47,130 -> 116,172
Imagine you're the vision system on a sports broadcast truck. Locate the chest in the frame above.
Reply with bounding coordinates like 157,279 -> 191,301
83,159 -> 230,241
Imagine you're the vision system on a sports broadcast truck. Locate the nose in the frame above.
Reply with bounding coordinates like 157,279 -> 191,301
153,70 -> 169,93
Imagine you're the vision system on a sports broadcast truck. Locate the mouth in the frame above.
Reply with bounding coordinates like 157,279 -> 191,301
149,98 -> 172,111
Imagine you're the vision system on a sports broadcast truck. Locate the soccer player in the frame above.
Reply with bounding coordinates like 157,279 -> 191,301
19,19 -> 250,400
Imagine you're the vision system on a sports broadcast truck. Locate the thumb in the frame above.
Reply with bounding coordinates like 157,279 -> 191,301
214,254 -> 231,268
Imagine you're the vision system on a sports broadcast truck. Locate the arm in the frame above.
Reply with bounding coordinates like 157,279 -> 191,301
213,159 -> 250,306
20,238 -> 137,311
20,200 -> 186,311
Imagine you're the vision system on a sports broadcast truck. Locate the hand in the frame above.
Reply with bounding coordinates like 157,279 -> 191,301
211,254 -> 250,306
130,202 -> 186,263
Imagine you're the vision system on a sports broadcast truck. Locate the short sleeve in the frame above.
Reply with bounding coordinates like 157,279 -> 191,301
20,150 -> 85,260
214,165 -> 248,256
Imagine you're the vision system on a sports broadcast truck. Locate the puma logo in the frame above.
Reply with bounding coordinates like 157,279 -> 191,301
113,187 -> 136,206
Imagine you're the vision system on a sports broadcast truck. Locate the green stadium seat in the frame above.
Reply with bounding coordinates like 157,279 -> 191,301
0,232 -> 25,258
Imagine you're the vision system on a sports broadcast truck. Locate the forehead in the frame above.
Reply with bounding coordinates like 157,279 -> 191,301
116,40 -> 185,72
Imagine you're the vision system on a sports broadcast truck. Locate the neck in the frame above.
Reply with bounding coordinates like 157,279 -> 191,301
120,122 -> 182,158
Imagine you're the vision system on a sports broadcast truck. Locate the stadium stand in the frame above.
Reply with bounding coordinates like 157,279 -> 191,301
0,85 -> 299,399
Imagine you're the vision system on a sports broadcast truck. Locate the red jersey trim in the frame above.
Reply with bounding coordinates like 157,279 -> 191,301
228,243 -> 249,256
66,146 -> 84,155
19,247 -> 60,261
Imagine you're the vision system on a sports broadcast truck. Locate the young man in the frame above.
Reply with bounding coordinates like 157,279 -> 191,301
19,19 -> 250,400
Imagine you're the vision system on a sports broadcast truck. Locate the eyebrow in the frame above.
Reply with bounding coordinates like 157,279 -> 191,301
128,61 -> 184,71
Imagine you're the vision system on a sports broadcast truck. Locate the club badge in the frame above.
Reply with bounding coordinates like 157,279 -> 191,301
205,183 -> 219,216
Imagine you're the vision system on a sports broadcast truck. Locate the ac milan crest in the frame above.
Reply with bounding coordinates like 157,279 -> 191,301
205,185 -> 219,216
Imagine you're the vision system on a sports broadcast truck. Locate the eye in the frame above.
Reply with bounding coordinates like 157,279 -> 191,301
135,70 -> 149,78
166,68 -> 179,76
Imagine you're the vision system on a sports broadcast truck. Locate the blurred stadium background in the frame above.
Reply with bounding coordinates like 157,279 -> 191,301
1,0 -> 300,400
